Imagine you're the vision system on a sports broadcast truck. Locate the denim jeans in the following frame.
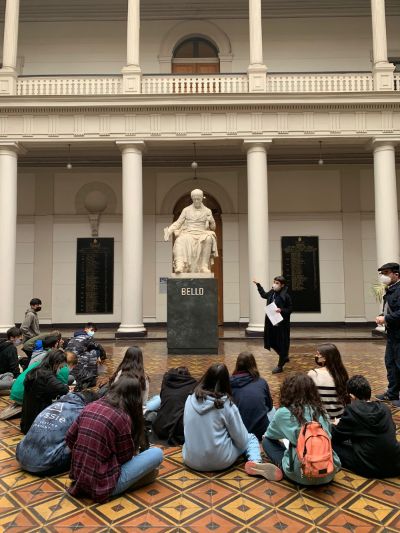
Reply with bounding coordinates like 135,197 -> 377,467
145,395 -> 161,412
243,433 -> 263,463
385,336 -> 400,399
112,447 -> 163,496
262,437 -> 286,468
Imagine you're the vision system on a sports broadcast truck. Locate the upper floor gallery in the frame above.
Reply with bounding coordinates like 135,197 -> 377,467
0,0 -> 399,97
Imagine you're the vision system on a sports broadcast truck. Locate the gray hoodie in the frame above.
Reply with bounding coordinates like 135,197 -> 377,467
20,308 -> 40,342
182,393 -> 249,471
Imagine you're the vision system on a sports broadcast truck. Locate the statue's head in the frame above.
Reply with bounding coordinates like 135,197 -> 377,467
191,189 -> 204,208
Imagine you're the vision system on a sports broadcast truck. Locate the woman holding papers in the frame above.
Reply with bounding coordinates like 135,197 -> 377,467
253,276 -> 293,374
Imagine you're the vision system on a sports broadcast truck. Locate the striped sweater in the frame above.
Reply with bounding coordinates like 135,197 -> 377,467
307,367 -> 344,420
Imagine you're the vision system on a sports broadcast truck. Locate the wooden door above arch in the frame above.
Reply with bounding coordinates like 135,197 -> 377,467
173,192 -> 223,325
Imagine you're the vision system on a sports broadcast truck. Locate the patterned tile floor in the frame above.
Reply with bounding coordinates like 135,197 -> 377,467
1,338 -> 399,532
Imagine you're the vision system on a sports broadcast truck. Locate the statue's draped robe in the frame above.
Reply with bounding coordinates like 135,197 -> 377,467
169,205 -> 218,272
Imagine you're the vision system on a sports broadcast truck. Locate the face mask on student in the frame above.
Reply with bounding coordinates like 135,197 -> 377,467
379,274 -> 392,285
35,306 -> 42,312
87,330 -> 95,337
315,356 -> 325,367
14,339 -> 22,346
272,283 -> 281,291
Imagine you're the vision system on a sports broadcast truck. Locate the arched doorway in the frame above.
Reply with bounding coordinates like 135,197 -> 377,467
173,193 -> 223,325
172,37 -> 220,74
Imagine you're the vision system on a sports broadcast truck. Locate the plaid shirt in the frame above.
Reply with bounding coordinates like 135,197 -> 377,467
66,399 -> 134,502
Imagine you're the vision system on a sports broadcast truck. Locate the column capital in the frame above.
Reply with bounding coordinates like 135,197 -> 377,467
116,140 -> 146,154
0,141 -> 25,155
243,139 -> 272,152
370,137 -> 400,150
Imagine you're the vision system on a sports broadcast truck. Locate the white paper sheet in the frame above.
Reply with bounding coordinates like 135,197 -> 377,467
265,301 -> 284,326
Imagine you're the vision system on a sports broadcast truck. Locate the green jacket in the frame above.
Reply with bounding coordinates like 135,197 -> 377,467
10,363 -> 69,404
265,406 -> 341,485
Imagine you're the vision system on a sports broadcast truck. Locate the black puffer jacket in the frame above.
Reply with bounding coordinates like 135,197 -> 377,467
153,369 -> 197,444
0,339 -> 20,378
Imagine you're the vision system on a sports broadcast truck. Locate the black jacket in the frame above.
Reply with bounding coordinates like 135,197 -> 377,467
230,372 -> 273,440
152,370 -> 197,444
383,281 -> 400,338
332,399 -> 400,478
256,283 -> 292,355
0,339 -> 20,378
21,369 -> 69,435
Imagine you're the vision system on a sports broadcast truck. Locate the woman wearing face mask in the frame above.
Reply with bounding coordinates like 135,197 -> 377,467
252,276 -> 293,374
308,343 -> 349,421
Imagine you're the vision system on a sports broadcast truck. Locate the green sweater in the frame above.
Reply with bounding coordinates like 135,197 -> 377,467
10,363 -> 69,404
265,406 -> 341,485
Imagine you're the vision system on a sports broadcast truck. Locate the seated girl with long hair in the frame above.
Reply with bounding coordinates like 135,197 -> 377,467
230,352 -> 273,441
183,363 -> 278,478
21,349 -> 70,434
308,343 -> 349,420
263,373 -> 341,484
66,376 -> 163,503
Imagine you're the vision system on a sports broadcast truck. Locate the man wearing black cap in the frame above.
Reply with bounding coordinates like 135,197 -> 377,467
375,262 -> 400,407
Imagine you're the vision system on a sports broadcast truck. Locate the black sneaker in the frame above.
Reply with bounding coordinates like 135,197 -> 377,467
375,393 -> 398,402
272,366 -> 283,374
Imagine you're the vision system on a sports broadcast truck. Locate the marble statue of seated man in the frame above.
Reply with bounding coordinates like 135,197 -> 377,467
164,189 -> 218,274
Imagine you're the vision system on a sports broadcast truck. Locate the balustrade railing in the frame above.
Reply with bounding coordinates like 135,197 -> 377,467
266,72 -> 374,92
141,74 -> 249,94
17,75 -> 122,96
14,71 -> 393,96
394,73 -> 400,91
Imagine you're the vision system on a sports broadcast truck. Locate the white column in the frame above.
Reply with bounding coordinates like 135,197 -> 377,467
370,0 -> 394,90
0,144 -> 18,332
116,141 -> 146,336
373,140 -> 399,267
248,0 -> 267,92
245,141 -> 271,333
122,0 -> 142,94
0,0 -> 20,95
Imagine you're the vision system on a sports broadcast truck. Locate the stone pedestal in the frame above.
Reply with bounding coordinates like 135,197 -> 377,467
167,278 -> 218,354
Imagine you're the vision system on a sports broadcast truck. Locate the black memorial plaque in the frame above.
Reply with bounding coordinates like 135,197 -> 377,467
167,278 -> 218,354
281,236 -> 321,313
76,238 -> 114,314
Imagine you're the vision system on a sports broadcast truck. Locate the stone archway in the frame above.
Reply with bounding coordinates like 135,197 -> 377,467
158,20 -> 233,74
173,192 -> 224,325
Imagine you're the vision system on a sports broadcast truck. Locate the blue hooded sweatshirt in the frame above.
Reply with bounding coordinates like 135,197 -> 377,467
183,393 -> 249,471
230,372 -> 273,441
16,392 -> 87,473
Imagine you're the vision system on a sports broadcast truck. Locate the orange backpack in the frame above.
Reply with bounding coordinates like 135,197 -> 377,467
291,421 -> 335,479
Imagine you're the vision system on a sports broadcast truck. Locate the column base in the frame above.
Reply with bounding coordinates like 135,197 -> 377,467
116,325 -> 147,339
373,63 -> 395,91
247,65 -> 267,92
0,70 -> 17,95
122,66 -> 142,94
245,325 -> 264,337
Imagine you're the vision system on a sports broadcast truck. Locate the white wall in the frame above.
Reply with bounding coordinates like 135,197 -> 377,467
3,15 -> 399,75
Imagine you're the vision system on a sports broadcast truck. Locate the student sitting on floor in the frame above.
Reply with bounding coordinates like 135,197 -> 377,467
21,349 -> 71,434
66,326 -> 106,390
151,366 -> 198,444
29,334 -> 63,367
183,363 -> 276,478
0,327 -> 22,394
100,346 -> 151,407
10,349 -> 76,407
16,390 -> 97,476
66,376 -> 164,503
308,343 -> 349,421
263,373 -> 341,484
331,374 -> 400,478
230,351 -> 274,441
